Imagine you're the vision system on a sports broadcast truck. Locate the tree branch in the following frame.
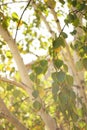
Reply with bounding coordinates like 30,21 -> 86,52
0,24 -> 33,98
0,97 -> 28,130
0,1 -> 28,6
32,2 -> 55,38
0,75 -> 28,90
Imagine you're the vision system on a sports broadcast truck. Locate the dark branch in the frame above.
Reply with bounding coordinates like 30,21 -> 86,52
15,0 -> 32,41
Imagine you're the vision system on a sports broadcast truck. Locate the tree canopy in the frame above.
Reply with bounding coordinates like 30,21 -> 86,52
0,0 -> 87,130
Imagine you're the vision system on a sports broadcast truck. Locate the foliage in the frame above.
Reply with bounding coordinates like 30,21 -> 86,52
0,0 -> 87,130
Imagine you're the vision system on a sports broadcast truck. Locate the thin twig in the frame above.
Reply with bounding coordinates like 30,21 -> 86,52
15,0 -> 32,41
0,75 -> 28,90
12,96 -> 29,106
59,24 -> 66,37
0,1 -> 28,6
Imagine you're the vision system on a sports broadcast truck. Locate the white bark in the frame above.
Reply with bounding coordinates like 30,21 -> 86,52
0,24 -> 33,98
0,98 -> 28,130
0,24 -> 59,130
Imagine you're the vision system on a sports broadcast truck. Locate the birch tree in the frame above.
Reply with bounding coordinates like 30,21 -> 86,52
0,0 -> 87,130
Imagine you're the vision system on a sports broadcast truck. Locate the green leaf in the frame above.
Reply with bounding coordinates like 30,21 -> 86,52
32,59 -> 48,75
53,36 -> 65,49
65,74 -> 73,87
66,13 -> 78,25
52,72 -> 58,82
71,0 -> 77,7
52,71 -> 66,83
58,91 -> 69,111
32,90 -> 39,98
76,60 -> 84,71
73,18 -> 79,27
77,2 -> 86,11
34,66 -> 43,75
1,54 -> 5,62
82,57 -> 87,70
54,59 -> 63,69
7,85 -> 14,91
70,30 -> 77,35
13,89 -> 21,97
61,32 -> 68,38
63,64 -> 68,72
67,13 -> 75,22
40,59 -> 48,66
12,12 -> 19,21
82,46 -> 87,53
57,71 -> 66,83
52,82 -> 59,95
33,101 -> 42,111
73,125 -> 80,130
2,16 -> 10,28
59,0 -> 65,5
30,73 -> 36,81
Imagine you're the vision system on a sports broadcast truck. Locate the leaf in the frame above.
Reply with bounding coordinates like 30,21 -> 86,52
63,64 -> 68,72
39,88 -> 45,98
32,90 -> 39,98
65,74 -> 73,87
54,59 -> 63,69
70,30 -> 77,35
73,18 -> 79,27
59,0 -> 65,5
30,73 -> 36,82
33,59 -> 48,75
6,51 -> 12,58
52,83 -> 59,101
40,59 -> 48,66
76,60 -> 84,71
7,85 -> 14,91
71,0 -> 77,7
82,57 -> 87,70
53,36 -> 65,49
14,72 -> 21,81
58,92 -> 69,114
2,16 -> 10,28
0,64 -> 4,70
61,32 -> 68,38
52,82 -> 59,95
12,12 -> 19,22
77,2 -> 86,11
57,71 -> 66,83
52,71 -> 66,83
33,101 -> 42,111
1,54 -> 5,61
52,72 -> 58,82
34,66 -> 43,75
13,89 -> 21,97
67,13 -> 75,22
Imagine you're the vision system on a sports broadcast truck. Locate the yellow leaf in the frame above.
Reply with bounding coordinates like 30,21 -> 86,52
14,72 -> 21,81
0,64 -> 4,70
16,20 -> 23,27
6,66 -> 11,71
39,88 -> 45,98
54,47 -> 61,53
